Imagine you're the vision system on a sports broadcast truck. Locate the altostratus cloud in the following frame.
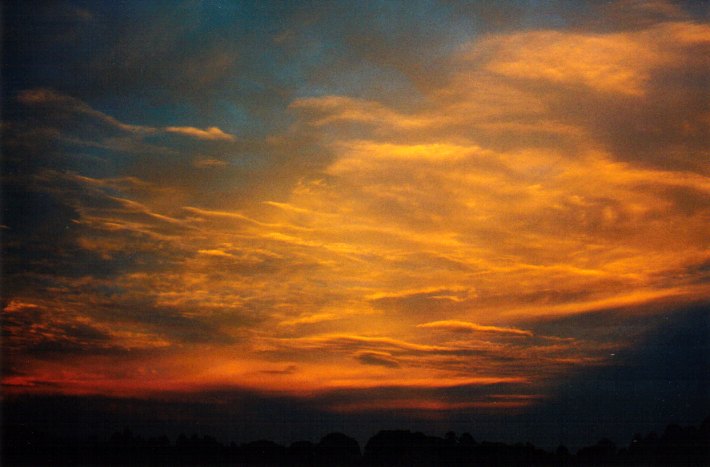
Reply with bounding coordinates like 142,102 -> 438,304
354,350 -> 401,368
17,88 -> 236,142
4,12 -> 709,406
165,126 -> 236,141
418,321 -> 533,337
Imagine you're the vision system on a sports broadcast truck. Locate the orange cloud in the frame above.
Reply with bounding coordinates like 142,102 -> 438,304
464,22 -> 710,97
193,157 -> 229,168
3,300 -> 40,313
197,249 -> 236,258
417,321 -> 533,337
353,350 -> 401,368
474,30 -> 658,96
4,16 -> 709,416
165,125 -> 236,141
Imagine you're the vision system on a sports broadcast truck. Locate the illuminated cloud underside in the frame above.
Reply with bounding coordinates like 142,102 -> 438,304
2,8 -> 709,416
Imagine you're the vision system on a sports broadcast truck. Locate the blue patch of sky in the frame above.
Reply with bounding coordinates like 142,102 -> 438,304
4,1 -> 475,127
516,0 -> 573,29
13,0 -> 697,143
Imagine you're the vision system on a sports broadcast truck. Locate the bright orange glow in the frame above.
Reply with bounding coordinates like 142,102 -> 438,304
3,11 -> 709,420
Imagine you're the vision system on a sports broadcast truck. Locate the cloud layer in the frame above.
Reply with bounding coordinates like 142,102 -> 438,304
2,1 -> 709,421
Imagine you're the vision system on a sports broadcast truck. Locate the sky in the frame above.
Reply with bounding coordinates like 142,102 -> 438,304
2,0 -> 709,449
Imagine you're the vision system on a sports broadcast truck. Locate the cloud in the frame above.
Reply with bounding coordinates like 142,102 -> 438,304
368,288 -> 473,314
193,158 -> 230,168
1,299 -> 166,359
472,30 -> 659,96
278,313 -> 340,327
197,249 -> 236,258
17,88 -> 238,144
16,88 -> 154,134
3,300 -> 40,313
354,351 -> 401,368
3,5 -> 709,414
280,334 -> 453,354
289,96 -> 434,129
165,126 -> 236,141
417,320 -> 533,337
259,364 -> 298,375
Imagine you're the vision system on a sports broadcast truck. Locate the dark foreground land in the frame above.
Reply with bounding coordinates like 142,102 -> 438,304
3,417 -> 709,466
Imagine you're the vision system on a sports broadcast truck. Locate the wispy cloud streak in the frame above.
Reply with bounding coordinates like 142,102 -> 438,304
2,3 -> 709,418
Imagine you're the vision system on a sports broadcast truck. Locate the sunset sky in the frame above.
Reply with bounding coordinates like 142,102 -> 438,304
2,0 -> 709,448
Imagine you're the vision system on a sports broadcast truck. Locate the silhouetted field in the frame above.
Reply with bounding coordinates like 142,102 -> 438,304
3,416 -> 709,466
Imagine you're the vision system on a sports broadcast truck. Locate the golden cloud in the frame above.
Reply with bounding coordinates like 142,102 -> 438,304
165,125 -> 236,141
417,321 -> 533,337
4,18 -> 709,411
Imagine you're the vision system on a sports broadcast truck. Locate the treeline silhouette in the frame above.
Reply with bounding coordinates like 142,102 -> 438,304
3,416 -> 709,466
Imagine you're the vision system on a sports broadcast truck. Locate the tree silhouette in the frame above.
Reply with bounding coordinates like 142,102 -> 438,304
3,415 -> 709,465
315,432 -> 360,466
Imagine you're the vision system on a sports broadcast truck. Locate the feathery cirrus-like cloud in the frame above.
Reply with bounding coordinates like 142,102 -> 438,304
2,5 -> 709,418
